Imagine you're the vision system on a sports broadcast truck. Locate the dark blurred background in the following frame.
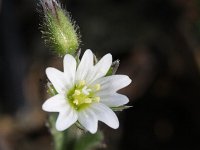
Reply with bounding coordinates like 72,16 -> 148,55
1,0 -> 200,150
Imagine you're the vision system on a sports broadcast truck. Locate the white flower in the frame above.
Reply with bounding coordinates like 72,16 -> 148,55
42,49 -> 132,134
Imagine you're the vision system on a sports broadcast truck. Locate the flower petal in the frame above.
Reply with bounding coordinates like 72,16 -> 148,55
42,94 -> 67,112
94,75 -> 132,95
46,67 -> 69,94
78,108 -> 98,134
76,49 -> 93,82
64,54 -> 77,87
86,53 -> 112,84
56,108 -> 78,131
100,93 -> 129,107
91,103 -> 119,129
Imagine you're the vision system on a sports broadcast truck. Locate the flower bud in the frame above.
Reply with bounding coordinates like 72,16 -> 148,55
40,0 -> 80,56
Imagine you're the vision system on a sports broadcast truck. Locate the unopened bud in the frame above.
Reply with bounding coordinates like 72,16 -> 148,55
40,0 -> 80,56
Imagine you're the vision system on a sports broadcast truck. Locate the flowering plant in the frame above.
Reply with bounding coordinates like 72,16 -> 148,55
39,0 -> 132,149
43,50 -> 131,133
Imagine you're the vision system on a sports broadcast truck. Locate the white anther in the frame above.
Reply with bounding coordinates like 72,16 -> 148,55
74,90 -> 81,95
94,97 -> 100,102
73,99 -> 79,105
94,84 -> 101,91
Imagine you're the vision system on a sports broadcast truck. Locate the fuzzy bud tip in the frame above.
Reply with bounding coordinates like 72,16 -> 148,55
39,0 -> 80,56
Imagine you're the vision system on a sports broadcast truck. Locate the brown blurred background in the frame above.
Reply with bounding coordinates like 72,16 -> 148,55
1,0 -> 200,150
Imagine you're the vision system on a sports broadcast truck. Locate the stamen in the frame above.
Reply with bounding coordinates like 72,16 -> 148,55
73,99 -> 79,105
74,90 -> 81,95
93,97 -> 100,102
68,80 -> 101,110
94,84 -> 101,91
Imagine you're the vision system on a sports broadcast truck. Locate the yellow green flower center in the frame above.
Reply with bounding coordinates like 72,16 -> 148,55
67,80 -> 100,110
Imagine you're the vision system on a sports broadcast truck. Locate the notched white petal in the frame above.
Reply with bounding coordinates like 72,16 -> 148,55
42,94 -> 67,112
64,54 -> 77,86
46,67 -> 69,94
100,93 -> 129,107
86,53 -> 112,84
76,49 -> 94,81
78,109 -> 98,134
91,103 -> 119,129
56,108 -> 78,131
95,75 -> 132,95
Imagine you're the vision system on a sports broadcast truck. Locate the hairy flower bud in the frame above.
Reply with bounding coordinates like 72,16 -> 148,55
39,0 -> 80,56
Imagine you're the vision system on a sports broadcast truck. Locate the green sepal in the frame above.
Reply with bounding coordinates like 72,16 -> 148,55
47,82 -> 58,96
106,59 -> 120,76
111,105 -> 132,111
